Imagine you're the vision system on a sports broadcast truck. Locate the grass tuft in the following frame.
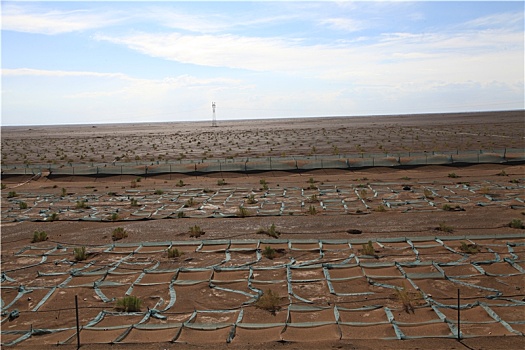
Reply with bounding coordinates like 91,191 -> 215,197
189,225 -> 205,238
112,227 -> 128,241
115,295 -> 142,312
255,289 -> 281,315
32,230 -> 48,243
74,246 -> 87,261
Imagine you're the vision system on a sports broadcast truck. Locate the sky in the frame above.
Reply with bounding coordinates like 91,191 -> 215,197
1,1 -> 524,126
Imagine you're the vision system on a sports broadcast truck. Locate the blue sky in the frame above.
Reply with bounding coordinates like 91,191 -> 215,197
2,1 -> 524,125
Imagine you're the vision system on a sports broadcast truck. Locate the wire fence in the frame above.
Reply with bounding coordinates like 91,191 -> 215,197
1,148 -> 524,176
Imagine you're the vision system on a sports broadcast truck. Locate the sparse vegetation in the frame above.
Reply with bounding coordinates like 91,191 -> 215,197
73,246 -> 87,261
189,225 -> 204,238
246,194 -> 257,204
76,200 -> 88,209
360,241 -> 376,256
177,211 -> 185,218
19,201 -> 28,209
259,179 -> 269,191
7,191 -> 17,198
237,206 -> 249,218
110,213 -> 119,221
130,198 -> 139,207
437,223 -> 454,233
61,188 -> 67,197
176,180 -> 185,187
375,204 -> 386,212
257,224 -> 280,238
1,183 -> 6,190
448,173 -> 459,178
423,189 -> 434,199
496,170 -> 508,176
459,242 -> 480,254
307,194 -> 319,203
167,247 -> 182,258
307,205 -> 317,215
262,246 -> 277,260
154,189 -> 164,195
115,295 -> 142,312
394,284 -> 418,314
509,219 -> 524,229
112,227 -> 128,241
49,212 -> 59,221
217,178 -> 226,186
255,289 -> 281,315
184,197 -> 195,207
32,230 -> 48,243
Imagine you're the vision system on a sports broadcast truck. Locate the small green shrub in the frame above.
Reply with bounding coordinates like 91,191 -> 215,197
32,231 -> 48,243
130,198 -> 139,207
246,194 -> 257,204
497,170 -> 507,176
255,289 -> 281,315
375,205 -> 386,212
307,194 -> 319,203
184,197 -> 195,207
259,179 -> 269,191
217,179 -> 226,186
61,188 -> 67,196
423,189 -> 434,199
442,204 -> 452,211
112,227 -> 128,241
49,212 -> 59,221
76,200 -> 88,209
257,224 -> 280,238
509,219 -> 524,229
437,223 -> 453,233
262,246 -> 277,260
7,191 -> 17,198
448,173 -> 459,178
394,284 -> 418,314
154,189 -> 164,195
1,183 -> 6,190
110,213 -> 119,221
167,247 -> 182,258
74,246 -> 87,261
189,225 -> 204,238
237,206 -> 249,218
459,242 -> 480,254
360,241 -> 376,256
176,180 -> 185,187
115,295 -> 142,312
19,201 -> 28,209
177,211 -> 185,218
307,205 -> 317,215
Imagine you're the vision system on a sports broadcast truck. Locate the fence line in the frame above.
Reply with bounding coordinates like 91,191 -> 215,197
1,148 -> 524,176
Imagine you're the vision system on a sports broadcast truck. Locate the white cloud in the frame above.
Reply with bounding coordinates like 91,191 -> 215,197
2,68 -> 130,79
319,18 -> 366,32
1,4 -> 125,35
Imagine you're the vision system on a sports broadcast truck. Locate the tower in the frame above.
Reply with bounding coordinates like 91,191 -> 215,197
211,102 -> 217,127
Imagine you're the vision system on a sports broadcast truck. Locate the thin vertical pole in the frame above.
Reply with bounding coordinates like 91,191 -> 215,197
75,295 -> 80,349
457,289 -> 460,341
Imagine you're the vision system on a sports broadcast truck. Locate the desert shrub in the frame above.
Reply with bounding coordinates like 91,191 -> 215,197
176,180 -> 185,187
217,179 -> 226,186
437,223 -> 453,233
112,227 -> 128,241
76,200 -> 88,209
260,179 -> 269,191
189,225 -> 204,238
497,170 -> 507,176
237,206 -> 249,218
61,188 -> 67,196
448,173 -> 459,178
442,204 -> 452,211
177,211 -> 185,218
459,242 -> 480,254
375,205 -> 386,212
154,189 -> 164,195
130,198 -> 139,207
19,201 -> 28,209
74,246 -> 87,261
130,180 -> 137,188
7,191 -> 17,198
109,213 -> 119,221
307,205 -> 317,215
257,224 -> 280,238
246,194 -> 257,204
307,194 -> 319,203
394,284 -> 418,314
49,212 -> 59,221
423,189 -> 434,199
184,197 -> 195,207
115,295 -> 142,312
509,219 -> 524,229
255,289 -> 281,315
262,246 -> 277,260
32,230 -> 48,243
360,241 -> 376,256
167,247 -> 182,258
1,183 -> 6,190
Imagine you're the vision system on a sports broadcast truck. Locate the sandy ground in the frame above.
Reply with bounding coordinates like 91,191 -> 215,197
1,112 -> 525,350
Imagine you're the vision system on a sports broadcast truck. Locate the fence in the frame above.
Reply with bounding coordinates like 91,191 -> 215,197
1,148 -> 524,176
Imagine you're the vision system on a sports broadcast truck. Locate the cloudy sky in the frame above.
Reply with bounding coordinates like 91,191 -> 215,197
2,1 -> 524,126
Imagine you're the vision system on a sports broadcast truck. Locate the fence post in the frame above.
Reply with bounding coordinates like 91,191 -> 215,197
75,295 -> 81,349
457,289 -> 461,341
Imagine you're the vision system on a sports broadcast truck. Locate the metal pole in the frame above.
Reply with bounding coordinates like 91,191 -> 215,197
75,295 -> 80,349
457,289 -> 460,341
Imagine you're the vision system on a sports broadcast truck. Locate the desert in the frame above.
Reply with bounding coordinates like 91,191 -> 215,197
1,110 -> 525,350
